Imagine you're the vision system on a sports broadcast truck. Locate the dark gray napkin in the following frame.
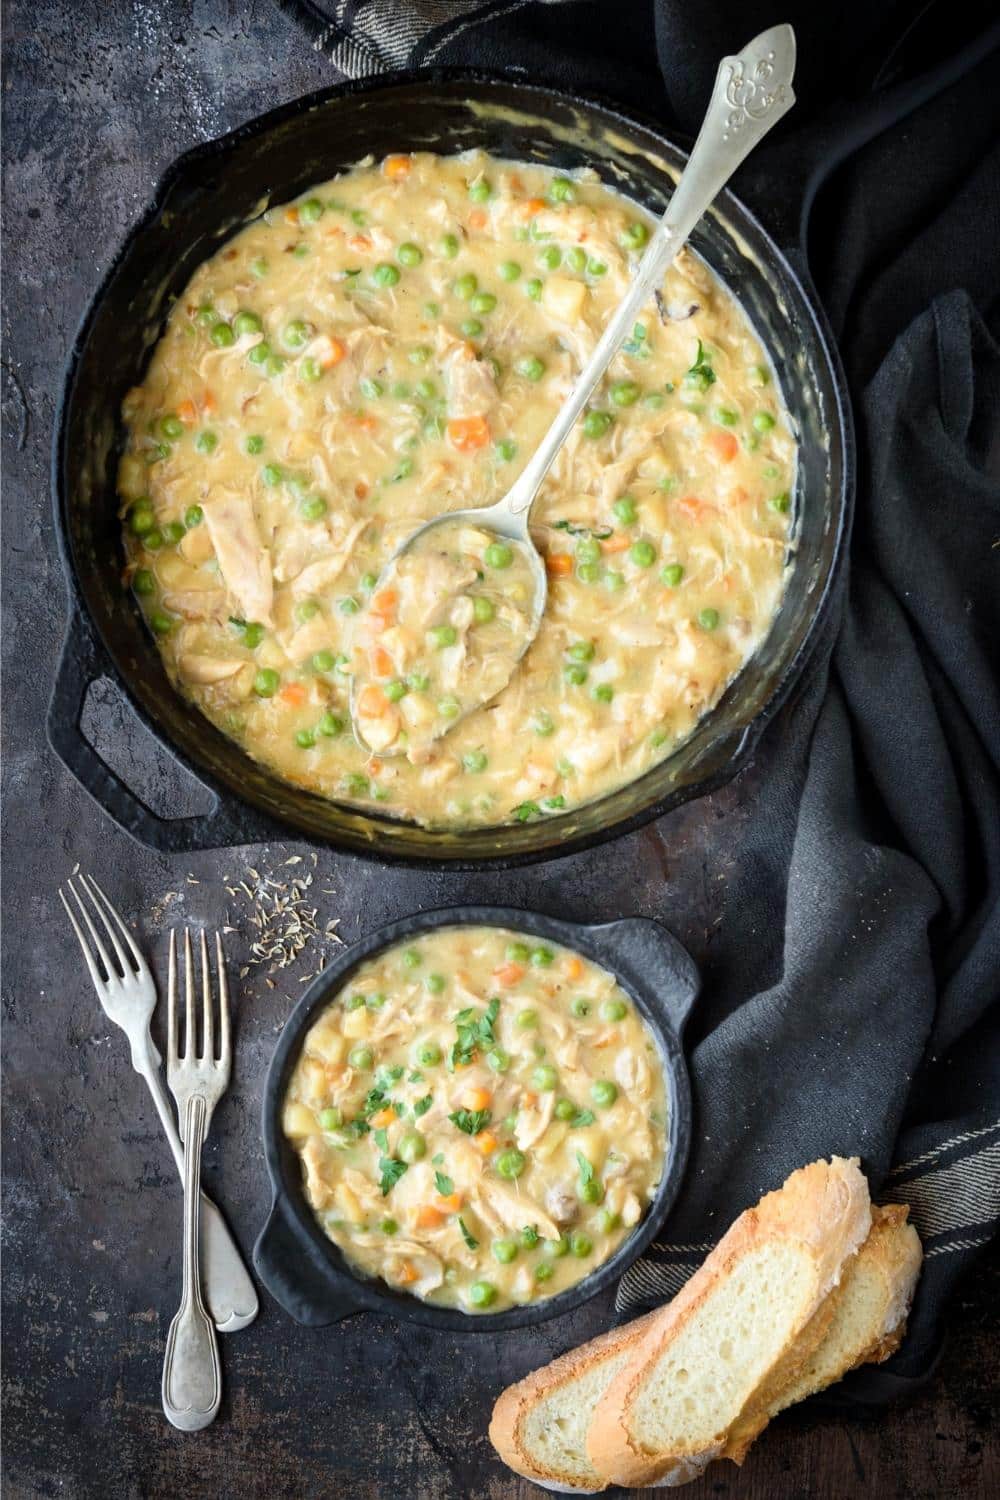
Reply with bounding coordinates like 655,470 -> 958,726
285,0 -> 1000,1393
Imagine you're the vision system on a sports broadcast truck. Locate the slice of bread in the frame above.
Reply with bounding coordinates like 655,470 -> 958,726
724,1203 -> 923,1460
586,1156 -> 872,1488
489,1310 -> 659,1491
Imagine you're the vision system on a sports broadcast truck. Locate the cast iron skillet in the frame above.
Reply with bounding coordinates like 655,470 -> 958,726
48,72 -> 852,865
254,907 -> 697,1331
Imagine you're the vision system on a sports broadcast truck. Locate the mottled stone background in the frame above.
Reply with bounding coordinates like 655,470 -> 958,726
2,2 -> 996,1496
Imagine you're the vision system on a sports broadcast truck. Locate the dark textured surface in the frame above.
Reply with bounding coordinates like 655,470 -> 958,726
1,3 -> 997,1497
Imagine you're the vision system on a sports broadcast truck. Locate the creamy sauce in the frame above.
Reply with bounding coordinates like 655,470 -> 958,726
352,520 -> 537,757
119,151 -> 795,827
283,926 -> 667,1313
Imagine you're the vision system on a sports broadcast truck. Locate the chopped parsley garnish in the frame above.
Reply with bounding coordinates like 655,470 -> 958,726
573,1109 -> 596,1128
450,997 -> 501,1071
521,1225 -> 540,1247
340,1119 -> 370,1141
431,1152 -> 445,1167
449,1108 -> 492,1136
361,1088 -> 388,1118
408,1070 -> 424,1084
685,338 -> 716,390
554,519 -> 612,538
378,1157 -> 408,1196
413,1095 -> 433,1118
576,1150 -> 595,1185
623,321 -> 650,358
458,1217 -> 479,1251
373,1127 -> 390,1153
435,1170 -> 455,1197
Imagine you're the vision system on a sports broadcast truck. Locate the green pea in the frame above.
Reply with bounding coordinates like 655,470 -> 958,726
620,221 -> 649,250
601,999 -> 628,1022
495,438 -> 517,462
161,521 -> 185,545
196,304 -> 216,326
531,946 -> 553,967
210,322 -> 235,348
496,1149 -> 526,1180
454,272 -> 478,300
577,562 -> 598,584
430,624 -> 458,649
295,728 -> 316,749
296,196 -> 322,223
533,1064 -> 558,1092
753,410 -> 776,432
525,277 -> 543,301
360,572 -> 377,592
591,1080 -> 618,1108
438,233 -> 460,259
534,1262 -> 554,1282
312,650 -> 335,673
195,430 -> 217,454
769,492 -> 791,513
437,697 -> 460,720
299,496 -> 327,521
160,414 -> 184,440
579,1179 -> 604,1205
149,610 -> 174,636
661,563 -> 684,587
544,1236 -> 570,1260
587,257 -> 607,277
565,246 -> 587,272
130,568 -> 155,600
554,1098 -> 577,1122
468,1280 -> 496,1308
592,683 -> 614,704
571,997 -> 591,1019
612,495 -> 637,525
282,320 -> 309,350
318,711 -> 344,737
550,176 -> 575,203
602,570 -> 624,595
397,242 -> 423,267
630,540 -> 656,568
463,749 -> 488,773
417,1041 -> 441,1066
567,640 -> 595,663
415,378 -> 436,400
698,607 -> 720,630
564,663 -> 588,686
233,310 -> 263,337
402,947 -> 422,970
568,1231 -> 593,1258
344,994 -> 366,1011
537,246 -> 561,270
583,410 -> 612,439
360,378 -> 384,400
398,1130 -> 426,1164
468,180 -> 491,202
318,1107 -> 342,1130
516,1009 -> 538,1030
144,528 -> 164,551
380,1217 -> 399,1235
486,1046 -> 509,1073
299,357 -> 322,382
425,973 -> 446,994
460,318 -> 483,339
128,500 -> 155,535
507,941 -> 531,962
390,382 -> 410,400
471,596 -> 495,625
515,355 -> 545,382
485,541 -> 513,568
253,668 -> 280,697
598,1208 -> 621,1234
492,1237 -> 518,1266
499,260 -> 521,282
348,1045 -> 374,1070
385,679 -> 408,702
714,406 -> 739,426
407,672 -> 430,692
265,355 -> 286,378
408,346 -> 431,367
610,381 -> 640,407
650,728 -> 669,749
371,262 -> 401,287
248,341 -> 271,366
250,257 -> 268,278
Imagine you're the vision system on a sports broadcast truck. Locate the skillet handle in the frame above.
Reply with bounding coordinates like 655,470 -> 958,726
45,615 -> 282,852
588,916 -> 700,1036
253,1200 -> 366,1327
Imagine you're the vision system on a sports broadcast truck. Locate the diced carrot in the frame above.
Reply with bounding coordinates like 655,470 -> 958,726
369,645 -> 393,678
493,961 -> 525,987
564,955 -> 584,981
461,1087 -> 492,1113
436,1192 -> 462,1214
600,533 -> 630,554
318,336 -> 346,368
368,759 -> 382,776
728,485 -> 749,507
201,390 -> 217,415
284,205 -> 300,225
176,399 -> 197,424
509,174 -> 524,193
476,1131 -> 498,1156
395,1261 -> 418,1285
351,413 -> 378,432
355,481 -> 369,501
677,494 -> 710,521
518,196 -> 547,221
707,429 -> 738,462
415,1205 -> 444,1229
279,683 -> 306,707
468,208 -> 487,231
383,154 -> 412,180
447,415 -> 491,453
348,233 -> 371,252
546,552 -> 573,577
371,1107 -> 396,1128
358,683 -> 388,717
371,588 -> 398,614
521,1091 -> 538,1108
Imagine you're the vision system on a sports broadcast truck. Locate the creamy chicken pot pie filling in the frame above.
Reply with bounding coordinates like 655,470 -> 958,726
282,927 -> 667,1312
119,151 -> 795,828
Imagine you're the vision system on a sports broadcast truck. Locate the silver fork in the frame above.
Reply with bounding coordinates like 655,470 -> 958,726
59,876 -> 257,1333
161,929 -> 231,1431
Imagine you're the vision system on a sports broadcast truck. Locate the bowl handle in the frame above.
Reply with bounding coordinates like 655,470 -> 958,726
588,917 -> 700,1036
253,1200 -> 367,1327
46,614 -> 284,852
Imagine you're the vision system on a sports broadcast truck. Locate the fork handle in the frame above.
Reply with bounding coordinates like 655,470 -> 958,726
136,1050 -> 258,1332
162,1095 -> 222,1431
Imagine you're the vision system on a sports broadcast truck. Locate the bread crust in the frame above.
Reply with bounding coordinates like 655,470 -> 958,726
586,1157 -> 872,1487
488,1309 -> 660,1488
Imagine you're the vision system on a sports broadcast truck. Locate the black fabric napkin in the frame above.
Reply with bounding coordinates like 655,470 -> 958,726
286,0 -> 1000,1395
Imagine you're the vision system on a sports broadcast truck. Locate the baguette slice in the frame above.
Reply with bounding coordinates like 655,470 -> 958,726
724,1203 -> 923,1461
489,1311 -> 660,1491
586,1156 -> 872,1488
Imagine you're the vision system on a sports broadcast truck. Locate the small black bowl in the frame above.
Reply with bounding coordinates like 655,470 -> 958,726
255,906 -> 698,1332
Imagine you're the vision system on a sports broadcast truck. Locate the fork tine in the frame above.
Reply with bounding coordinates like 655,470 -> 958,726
87,874 -> 146,973
215,932 -> 230,1064
184,929 -> 195,1059
59,886 -> 106,991
167,930 -> 179,1065
200,930 -> 214,1061
67,877 -> 118,983
79,873 -> 131,978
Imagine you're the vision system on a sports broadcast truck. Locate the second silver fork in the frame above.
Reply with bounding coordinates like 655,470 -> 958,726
161,930 -> 231,1432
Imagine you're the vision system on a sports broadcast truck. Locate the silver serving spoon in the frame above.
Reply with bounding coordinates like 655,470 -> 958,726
353,23 -> 796,753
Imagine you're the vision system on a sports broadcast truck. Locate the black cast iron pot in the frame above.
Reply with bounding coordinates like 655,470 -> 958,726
48,71 -> 853,865
254,907 -> 698,1331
